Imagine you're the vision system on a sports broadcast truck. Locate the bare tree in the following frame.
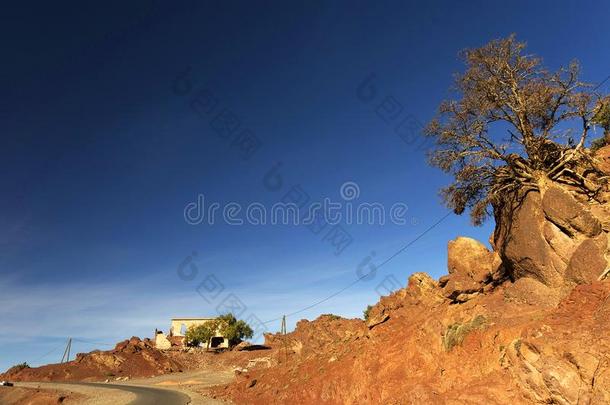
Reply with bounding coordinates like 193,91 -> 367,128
426,35 -> 608,225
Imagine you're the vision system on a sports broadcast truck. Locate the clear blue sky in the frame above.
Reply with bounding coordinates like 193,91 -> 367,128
1,0 -> 609,371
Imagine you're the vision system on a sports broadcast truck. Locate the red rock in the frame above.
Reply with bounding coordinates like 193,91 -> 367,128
565,236 -> 608,284
442,237 -> 504,302
542,184 -> 601,238
595,145 -> 610,174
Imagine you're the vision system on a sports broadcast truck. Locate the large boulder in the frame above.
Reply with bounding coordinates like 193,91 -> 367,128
440,237 -> 504,302
493,181 -> 610,294
447,237 -> 501,280
542,184 -> 601,238
495,190 -> 565,287
542,221 -> 577,264
595,145 -> 610,175
405,272 -> 445,305
590,204 -> 610,232
565,235 -> 608,285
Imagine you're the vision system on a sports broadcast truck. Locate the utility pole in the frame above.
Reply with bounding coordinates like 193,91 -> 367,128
60,338 -> 72,363
279,316 -> 288,364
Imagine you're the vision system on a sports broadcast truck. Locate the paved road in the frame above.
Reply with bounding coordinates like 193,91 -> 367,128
77,382 -> 191,405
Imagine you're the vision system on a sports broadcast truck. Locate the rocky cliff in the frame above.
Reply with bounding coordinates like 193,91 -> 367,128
217,148 -> 610,404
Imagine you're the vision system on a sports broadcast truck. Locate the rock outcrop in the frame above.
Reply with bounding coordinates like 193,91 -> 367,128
595,145 -> 610,175
1,337 -> 183,382
366,272 -> 445,328
217,176 -> 610,405
502,283 -> 610,404
440,237 -> 504,302
493,180 -> 610,296
219,277 -> 610,405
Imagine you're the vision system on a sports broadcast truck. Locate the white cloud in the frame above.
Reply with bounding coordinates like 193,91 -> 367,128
0,268 -> 382,340
0,255 -> 399,372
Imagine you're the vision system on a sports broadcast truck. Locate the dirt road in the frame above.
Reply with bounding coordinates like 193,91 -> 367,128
9,368 -> 234,404
79,382 -> 191,404
10,381 -> 135,404
126,369 -> 234,405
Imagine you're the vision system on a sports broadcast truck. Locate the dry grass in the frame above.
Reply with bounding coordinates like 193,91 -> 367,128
443,315 -> 486,351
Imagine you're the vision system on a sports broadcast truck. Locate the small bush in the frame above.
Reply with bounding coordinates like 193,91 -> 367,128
443,315 -> 486,351
321,314 -> 341,321
363,305 -> 373,321
514,339 -> 522,353
7,362 -> 30,374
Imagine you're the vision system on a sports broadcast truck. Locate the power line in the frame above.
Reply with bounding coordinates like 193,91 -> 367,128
594,74 -> 610,91
32,342 -> 64,363
72,338 -> 115,347
29,338 -> 117,366
262,211 -> 452,325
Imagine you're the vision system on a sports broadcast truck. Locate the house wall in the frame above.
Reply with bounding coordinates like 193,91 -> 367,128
155,332 -> 172,349
169,318 -> 229,348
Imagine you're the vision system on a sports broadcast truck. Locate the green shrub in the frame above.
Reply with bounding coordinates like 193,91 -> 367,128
217,313 -> 254,348
185,321 -> 219,348
443,315 -> 486,351
184,313 -> 254,349
363,305 -> 373,321
593,97 -> 610,132
591,97 -> 610,152
7,362 -> 30,374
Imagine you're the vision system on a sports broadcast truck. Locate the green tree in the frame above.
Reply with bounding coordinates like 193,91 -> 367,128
7,362 -> 30,374
217,313 -> 254,348
592,96 -> 610,149
184,320 -> 218,348
363,305 -> 373,321
425,35 -> 608,225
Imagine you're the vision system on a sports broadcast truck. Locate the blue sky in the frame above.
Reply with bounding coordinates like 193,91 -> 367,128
1,1 -> 609,371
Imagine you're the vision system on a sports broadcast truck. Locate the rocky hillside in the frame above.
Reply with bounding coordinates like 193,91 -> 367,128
215,147 -> 610,404
219,280 -> 610,404
1,337 -> 183,382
